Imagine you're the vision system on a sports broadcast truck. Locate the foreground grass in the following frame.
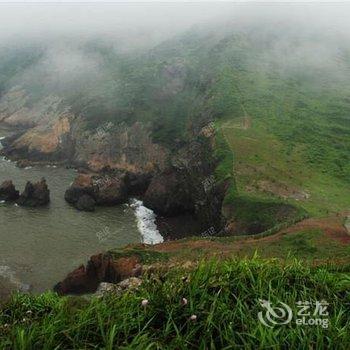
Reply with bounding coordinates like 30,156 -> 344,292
1,258 -> 350,349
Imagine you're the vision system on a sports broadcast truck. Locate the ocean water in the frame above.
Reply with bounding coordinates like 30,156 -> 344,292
0,129 -> 162,295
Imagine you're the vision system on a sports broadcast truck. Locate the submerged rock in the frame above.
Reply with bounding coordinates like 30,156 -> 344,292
0,180 -> 19,201
17,178 -> 50,207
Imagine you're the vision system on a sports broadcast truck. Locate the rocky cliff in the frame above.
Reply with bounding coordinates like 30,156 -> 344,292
0,86 -> 228,236
0,88 -> 169,173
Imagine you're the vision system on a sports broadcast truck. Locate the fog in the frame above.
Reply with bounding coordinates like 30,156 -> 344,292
0,2 -> 350,116
1,3 -> 350,48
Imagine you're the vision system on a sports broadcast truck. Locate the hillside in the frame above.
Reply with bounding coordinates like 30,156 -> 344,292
1,23 -> 349,229
0,9 -> 349,263
1,6 -> 350,349
1,257 -> 350,349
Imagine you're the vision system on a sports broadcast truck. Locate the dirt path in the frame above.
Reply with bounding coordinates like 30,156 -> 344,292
150,214 -> 350,259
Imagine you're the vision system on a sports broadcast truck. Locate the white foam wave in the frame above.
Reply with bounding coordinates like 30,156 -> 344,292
130,199 -> 164,245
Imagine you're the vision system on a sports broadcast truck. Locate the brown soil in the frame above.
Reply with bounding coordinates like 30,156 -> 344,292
281,215 -> 350,244
151,213 -> 350,257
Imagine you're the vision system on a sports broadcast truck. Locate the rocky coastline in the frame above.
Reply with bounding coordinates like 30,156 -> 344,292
1,116 -> 227,234
0,117 -> 229,296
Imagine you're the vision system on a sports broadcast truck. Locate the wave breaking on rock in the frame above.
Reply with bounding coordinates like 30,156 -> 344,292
130,199 -> 164,245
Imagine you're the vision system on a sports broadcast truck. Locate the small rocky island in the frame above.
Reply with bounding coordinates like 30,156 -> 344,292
0,178 -> 50,207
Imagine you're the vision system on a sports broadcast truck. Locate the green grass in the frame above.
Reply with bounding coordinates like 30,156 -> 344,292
225,229 -> 350,261
109,247 -> 170,265
220,119 -> 350,217
1,258 -> 349,349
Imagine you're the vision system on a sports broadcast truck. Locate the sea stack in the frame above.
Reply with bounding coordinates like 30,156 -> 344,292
17,178 -> 50,207
0,180 -> 20,201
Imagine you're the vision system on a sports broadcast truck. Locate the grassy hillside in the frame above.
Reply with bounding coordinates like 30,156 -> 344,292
1,258 -> 349,349
1,22 -> 349,222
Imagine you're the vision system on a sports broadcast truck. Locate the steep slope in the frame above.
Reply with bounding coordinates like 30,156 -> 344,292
0,21 -> 349,235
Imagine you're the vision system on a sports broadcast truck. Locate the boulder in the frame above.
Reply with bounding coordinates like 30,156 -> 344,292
65,174 -> 94,199
17,178 -> 50,207
95,282 -> 122,297
54,253 -> 141,295
65,173 -> 127,211
76,194 -> 96,212
0,180 -> 19,201
94,175 -> 127,205
95,277 -> 142,297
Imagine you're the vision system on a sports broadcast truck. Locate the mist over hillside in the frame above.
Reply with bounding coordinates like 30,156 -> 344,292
0,3 -> 349,180
1,5 -> 350,347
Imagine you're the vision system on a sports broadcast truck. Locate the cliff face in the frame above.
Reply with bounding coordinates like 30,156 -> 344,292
0,87 -> 227,235
0,88 -> 169,173
74,122 -> 169,173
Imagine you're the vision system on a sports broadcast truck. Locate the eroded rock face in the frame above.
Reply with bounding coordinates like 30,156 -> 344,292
144,168 -> 194,216
144,138 -> 227,233
54,253 -> 141,295
17,178 -> 50,207
124,172 -> 152,196
1,96 -> 169,173
0,180 -> 19,201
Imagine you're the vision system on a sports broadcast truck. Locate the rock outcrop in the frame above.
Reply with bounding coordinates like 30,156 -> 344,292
54,253 -> 142,295
144,137 -> 227,234
76,194 -> 96,212
1,93 -> 169,173
64,173 -> 128,211
0,180 -> 19,201
124,172 -> 152,196
94,175 -> 127,206
144,168 -> 194,216
64,174 -> 96,211
17,178 -> 50,207
1,86 -> 228,234
95,277 -> 142,297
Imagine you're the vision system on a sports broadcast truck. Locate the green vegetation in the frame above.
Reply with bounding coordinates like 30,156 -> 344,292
223,194 -> 307,235
109,247 -> 169,264
1,258 -> 349,349
1,27 -> 349,217
219,229 -> 350,261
